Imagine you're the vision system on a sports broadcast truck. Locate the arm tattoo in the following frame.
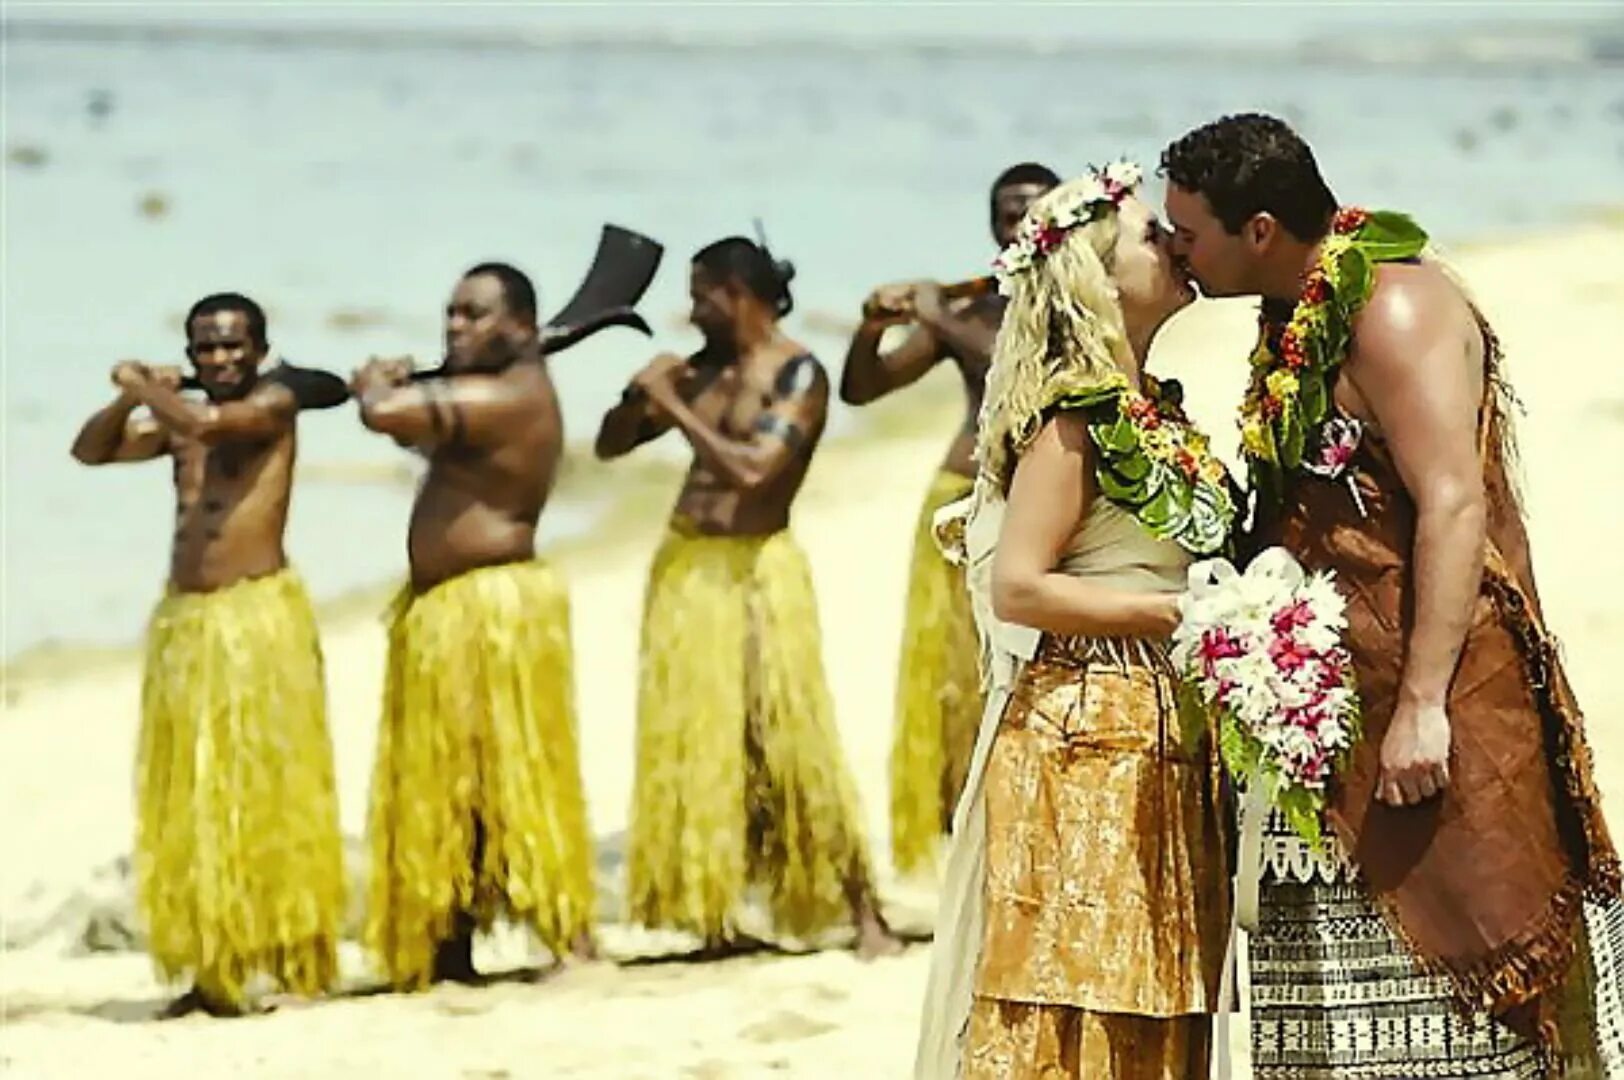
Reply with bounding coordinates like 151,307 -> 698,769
772,353 -> 820,398
753,413 -> 806,449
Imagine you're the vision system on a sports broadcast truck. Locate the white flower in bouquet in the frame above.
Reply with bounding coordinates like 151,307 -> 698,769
1172,547 -> 1362,845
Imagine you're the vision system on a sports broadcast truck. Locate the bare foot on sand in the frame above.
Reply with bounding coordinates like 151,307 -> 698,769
568,930 -> 599,963
160,987 -> 243,1020
853,908 -> 904,961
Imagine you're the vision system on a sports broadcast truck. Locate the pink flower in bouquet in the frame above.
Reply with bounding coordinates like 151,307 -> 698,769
1297,750 -> 1331,786
1316,657 -> 1348,691
1198,626 -> 1246,679
1269,633 -> 1316,674
1172,547 -> 1363,843
1270,599 -> 1315,635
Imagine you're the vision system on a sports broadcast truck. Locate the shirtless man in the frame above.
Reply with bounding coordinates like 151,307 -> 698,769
839,162 -> 1058,876
354,263 -> 595,990
598,237 -> 900,958
70,293 -> 344,1016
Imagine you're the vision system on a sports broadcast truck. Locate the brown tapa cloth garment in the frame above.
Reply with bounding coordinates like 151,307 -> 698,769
1254,323 -> 1621,1045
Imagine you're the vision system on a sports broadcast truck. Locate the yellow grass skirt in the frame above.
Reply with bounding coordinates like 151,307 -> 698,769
626,523 -> 873,942
365,560 -> 594,989
136,568 -> 344,1010
889,468 -> 981,877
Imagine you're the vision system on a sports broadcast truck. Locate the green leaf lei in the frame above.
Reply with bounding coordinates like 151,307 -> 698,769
1239,208 -> 1430,506
1052,376 -> 1236,556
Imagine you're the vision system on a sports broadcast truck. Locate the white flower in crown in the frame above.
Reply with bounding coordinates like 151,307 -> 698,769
992,236 -> 1037,294
1102,158 -> 1144,191
992,159 -> 1144,294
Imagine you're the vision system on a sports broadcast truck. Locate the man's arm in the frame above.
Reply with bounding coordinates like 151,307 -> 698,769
126,371 -> 297,446
594,387 -> 670,460
1349,272 -> 1486,807
839,318 -> 944,405
913,284 -> 999,368
70,380 -> 170,465
644,353 -> 827,494
595,353 -> 713,460
991,413 -> 1180,638
353,359 -> 524,451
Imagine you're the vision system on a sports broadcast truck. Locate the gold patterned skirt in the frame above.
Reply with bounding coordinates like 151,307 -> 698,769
626,522 -> 874,943
137,569 -> 344,1010
365,560 -> 594,990
968,634 -> 1228,1079
889,469 -> 982,878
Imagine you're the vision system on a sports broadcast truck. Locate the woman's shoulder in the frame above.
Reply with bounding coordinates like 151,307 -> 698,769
1057,376 -> 1237,557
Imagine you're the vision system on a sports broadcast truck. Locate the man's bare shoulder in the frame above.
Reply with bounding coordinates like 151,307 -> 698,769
244,378 -> 300,419
433,359 -> 556,415
1357,262 -> 1473,346
771,345 -> 827,398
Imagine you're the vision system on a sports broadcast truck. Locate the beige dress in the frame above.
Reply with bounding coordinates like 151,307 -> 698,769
916,485 -> 1229,1079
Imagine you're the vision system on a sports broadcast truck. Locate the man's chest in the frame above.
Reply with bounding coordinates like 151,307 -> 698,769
171,438 -> 289,506
688,370 -> 777,438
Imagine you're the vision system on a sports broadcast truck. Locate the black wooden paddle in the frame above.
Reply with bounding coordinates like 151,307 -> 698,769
409,222 -> 664,381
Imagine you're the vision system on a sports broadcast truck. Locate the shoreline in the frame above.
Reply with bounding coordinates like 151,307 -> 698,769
9,14 -> 1622,73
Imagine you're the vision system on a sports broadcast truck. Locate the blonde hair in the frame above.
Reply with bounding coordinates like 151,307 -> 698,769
976,178 -> 1134,491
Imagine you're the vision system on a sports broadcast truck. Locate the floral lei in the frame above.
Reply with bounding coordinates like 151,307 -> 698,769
1051,375 -> 1236,556
1239,207 -> 1430,504
992,159 -> 1143,294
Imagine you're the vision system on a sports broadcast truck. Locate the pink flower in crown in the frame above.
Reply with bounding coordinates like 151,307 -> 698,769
1033,223 -> 1068,255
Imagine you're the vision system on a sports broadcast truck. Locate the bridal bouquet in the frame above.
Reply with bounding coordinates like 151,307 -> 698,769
1170,547 -> 1361,845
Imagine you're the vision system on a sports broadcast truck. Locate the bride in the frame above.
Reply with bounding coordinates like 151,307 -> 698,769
915,163 -> 1234,1079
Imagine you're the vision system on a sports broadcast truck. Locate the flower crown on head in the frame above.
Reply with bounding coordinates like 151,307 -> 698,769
992,159 -> 1143,294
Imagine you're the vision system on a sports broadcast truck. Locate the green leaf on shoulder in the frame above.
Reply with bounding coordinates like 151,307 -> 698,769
1047,384 -> 1127,417
1357,211 -> 1429,262
1336,248 -> 1373,309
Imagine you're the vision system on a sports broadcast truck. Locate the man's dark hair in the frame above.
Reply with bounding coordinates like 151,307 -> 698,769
186,292 -> 267,348
693,237 -> 796,318
991,162 -> 1061,200
464,261 -> 539,324
1160,114 -> 1338,241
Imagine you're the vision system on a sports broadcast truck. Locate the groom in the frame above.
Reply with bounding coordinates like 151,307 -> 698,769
1161,113 -> 1620,1076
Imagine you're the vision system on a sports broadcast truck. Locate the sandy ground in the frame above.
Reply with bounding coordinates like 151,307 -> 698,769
3,222 -> 1622,1078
